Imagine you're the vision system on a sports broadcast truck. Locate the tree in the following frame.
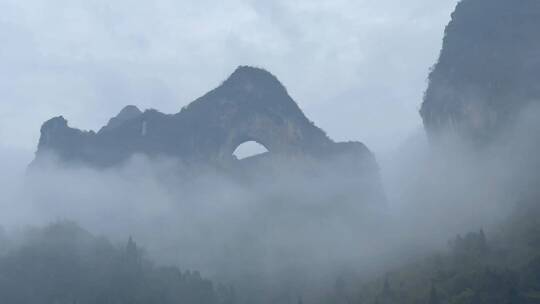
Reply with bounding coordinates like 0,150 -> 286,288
125,236 -> 141,266
428,283 -> 440,304
382,275 -> 392,297
478,229 -> 488,253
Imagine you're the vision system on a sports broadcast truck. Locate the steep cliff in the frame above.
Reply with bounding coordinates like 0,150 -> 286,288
420,0 -> 540,144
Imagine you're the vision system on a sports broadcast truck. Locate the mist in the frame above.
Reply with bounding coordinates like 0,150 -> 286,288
1,102 -> 539,302
1,0 -> 540,303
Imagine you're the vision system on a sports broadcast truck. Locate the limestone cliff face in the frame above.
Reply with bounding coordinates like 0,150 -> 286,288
420,0 -> 540,144
34,67 -> 379,180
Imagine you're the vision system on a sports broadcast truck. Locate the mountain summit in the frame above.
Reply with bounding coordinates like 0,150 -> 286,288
33,66 -> 384,205
421,0 -> 540,144
34,66 -> 378,174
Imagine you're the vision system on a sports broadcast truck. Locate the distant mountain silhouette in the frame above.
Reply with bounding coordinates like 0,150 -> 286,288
33,66 -> 384,204
421,0 -> 540,145
35,66 -> 371,166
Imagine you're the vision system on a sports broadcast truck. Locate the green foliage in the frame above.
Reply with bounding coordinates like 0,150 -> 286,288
0,221 -> 234,304
428,283 -> 440,304
344,200 -> 540,304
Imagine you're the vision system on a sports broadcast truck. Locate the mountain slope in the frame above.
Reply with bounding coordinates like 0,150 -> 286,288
420,0 -> 540,145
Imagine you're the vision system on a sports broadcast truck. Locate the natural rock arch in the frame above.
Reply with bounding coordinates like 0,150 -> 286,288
232,140 -> 269,160
34,66 -> 375,173
216,113 -> 315,163
32,66 -> 385,207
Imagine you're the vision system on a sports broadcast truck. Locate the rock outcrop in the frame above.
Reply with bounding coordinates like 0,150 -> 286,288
420,0 -> 540,145
35,67 -> 374,167
33,66 -> 383,203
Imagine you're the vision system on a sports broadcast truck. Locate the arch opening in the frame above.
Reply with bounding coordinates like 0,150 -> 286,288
233,141 -> 270,160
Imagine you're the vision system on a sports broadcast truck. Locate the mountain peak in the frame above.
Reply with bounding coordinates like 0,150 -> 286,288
33,66 -> 377,175
222,66 -> 286,93
119,105 -> 142,117
230,65 -> 275,78
100,105 -> 142,133
421,0 -> 540,144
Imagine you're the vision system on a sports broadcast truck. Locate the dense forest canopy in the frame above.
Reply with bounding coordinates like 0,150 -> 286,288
0,221 -> 235,304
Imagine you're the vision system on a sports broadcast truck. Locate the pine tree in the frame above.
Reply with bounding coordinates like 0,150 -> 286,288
428,283 -> 439,304
478,229 -> 488,253
125,236 -> 140,266
382,275 -> 391,296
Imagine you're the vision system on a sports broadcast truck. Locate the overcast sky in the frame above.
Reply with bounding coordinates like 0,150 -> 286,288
0,0 -> 458,159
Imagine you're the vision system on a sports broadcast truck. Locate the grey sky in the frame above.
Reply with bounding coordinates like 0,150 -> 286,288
0,0 -> 458,157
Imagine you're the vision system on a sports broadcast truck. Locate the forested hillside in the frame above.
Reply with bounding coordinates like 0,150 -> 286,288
324,199 -> 540,304
3,196 -> 540,304
0,221 -> 235,304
